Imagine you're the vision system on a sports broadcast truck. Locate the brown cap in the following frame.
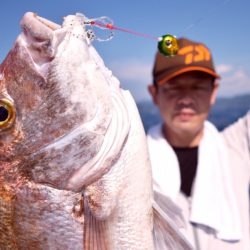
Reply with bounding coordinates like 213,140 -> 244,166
153,37 -> 220,86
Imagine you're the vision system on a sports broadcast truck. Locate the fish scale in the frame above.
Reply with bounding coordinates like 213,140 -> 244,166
13,184 -> 84,249
0,185 -> 18,250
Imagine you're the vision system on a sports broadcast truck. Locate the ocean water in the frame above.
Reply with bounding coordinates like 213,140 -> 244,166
137,94 -> 250,132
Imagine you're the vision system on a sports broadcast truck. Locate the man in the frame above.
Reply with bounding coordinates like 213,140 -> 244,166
147,37 -> 250,249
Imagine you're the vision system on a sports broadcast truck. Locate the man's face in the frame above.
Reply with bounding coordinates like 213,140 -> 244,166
149,71 -> 218,136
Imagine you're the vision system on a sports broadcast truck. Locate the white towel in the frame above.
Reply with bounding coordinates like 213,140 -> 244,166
147,121 -> 242,241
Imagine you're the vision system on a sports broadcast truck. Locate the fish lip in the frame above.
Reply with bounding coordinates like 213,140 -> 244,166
33,13 -> 61,31
18,12 -> 63,77
21,12 -> 61,34
20,12 -> 61,47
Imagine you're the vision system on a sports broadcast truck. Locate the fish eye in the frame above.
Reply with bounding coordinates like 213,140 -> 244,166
0,99 -> 16,130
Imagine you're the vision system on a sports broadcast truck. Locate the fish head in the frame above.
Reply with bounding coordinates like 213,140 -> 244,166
0,12 -> 129,191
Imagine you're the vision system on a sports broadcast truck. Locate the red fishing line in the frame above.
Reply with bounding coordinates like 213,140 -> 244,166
91,21 -> 159,41
87,18 -> 178,56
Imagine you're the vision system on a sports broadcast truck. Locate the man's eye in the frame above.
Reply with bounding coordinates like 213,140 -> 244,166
192,84 -> 207,90
162,86 -> 178,92
161,88 -> 174,94
194,85 -> 203,89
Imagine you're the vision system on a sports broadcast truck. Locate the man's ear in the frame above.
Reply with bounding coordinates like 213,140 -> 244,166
210,81 -> 219,106
148,84 -> 158,105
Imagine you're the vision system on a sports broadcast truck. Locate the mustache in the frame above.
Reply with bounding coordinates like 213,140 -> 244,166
174,103 -> 197,112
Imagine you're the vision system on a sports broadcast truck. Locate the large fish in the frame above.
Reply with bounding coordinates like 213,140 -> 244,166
0,12 -> 192,250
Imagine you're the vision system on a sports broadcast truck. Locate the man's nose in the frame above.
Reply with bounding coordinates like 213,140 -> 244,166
177,89 -> 194,105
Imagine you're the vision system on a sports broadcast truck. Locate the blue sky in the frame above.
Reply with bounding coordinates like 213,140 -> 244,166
1,0 -> 250,101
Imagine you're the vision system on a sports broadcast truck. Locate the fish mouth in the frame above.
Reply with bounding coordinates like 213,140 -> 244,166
32,13 -> 61,31
21,12 -> 61,40
18,12 -> 64,77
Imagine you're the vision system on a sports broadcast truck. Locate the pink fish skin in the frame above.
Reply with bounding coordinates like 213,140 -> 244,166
0,12 -> 153,249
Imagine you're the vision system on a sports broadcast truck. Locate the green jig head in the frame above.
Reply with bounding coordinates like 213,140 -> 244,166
158,35 -> 179,56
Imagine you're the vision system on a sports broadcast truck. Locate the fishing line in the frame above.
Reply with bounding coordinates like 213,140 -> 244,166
180,0 -> 232,35
78,1 -> 232,57
90,20 -> 159,41
77,13 -> 178,57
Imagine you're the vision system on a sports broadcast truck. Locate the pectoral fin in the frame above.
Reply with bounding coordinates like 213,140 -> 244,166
153,191 -> 194,250
83,200 -> 112,250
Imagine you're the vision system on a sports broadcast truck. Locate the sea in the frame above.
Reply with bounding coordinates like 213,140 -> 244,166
137,94 -> 250,132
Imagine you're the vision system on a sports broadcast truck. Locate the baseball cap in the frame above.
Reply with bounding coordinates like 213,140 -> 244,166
153,37 -> 220,86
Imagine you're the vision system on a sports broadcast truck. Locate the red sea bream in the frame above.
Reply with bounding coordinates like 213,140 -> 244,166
0,12 -> 192,250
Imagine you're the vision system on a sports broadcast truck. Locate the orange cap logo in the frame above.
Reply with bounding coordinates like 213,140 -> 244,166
178,45 -> 211,64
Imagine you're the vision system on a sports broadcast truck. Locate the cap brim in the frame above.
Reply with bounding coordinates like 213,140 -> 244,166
157,66 -> 221,86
